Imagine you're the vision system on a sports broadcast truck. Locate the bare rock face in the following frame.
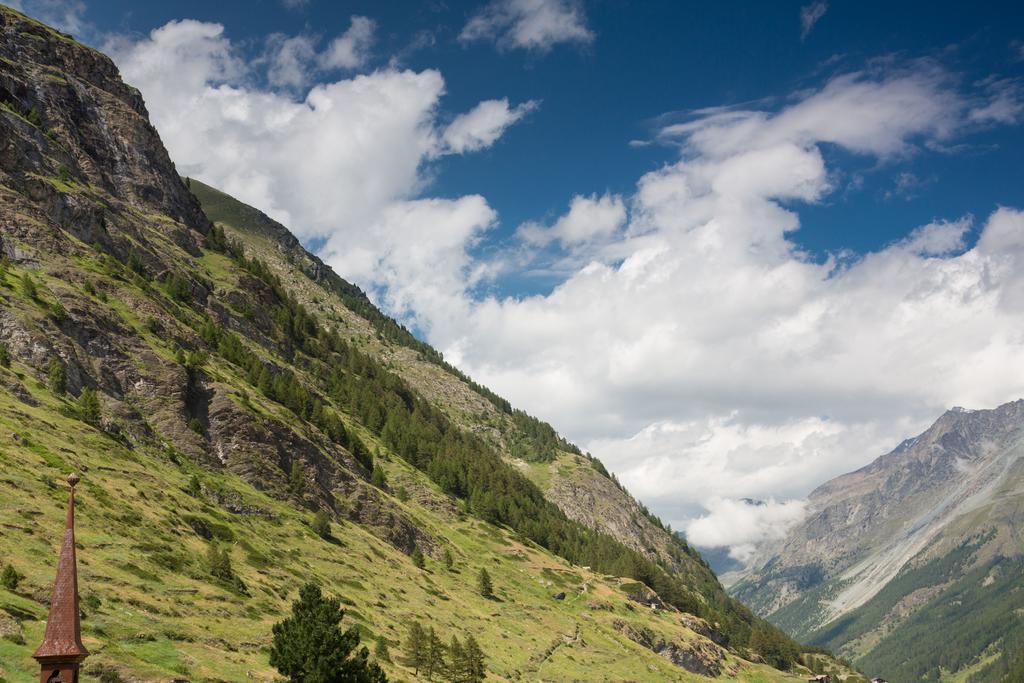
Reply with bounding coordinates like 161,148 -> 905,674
0,9 -> 209,233
680,613 -> 727,647
612,619 -> 724,677
343,485 -> 435,557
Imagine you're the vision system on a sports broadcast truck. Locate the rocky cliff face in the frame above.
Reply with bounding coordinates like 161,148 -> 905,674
731,399 -> 1024,681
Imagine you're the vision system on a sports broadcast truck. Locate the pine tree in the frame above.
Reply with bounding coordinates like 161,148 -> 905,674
186,474 -> 202,497
401,621 -> 427,675
477,568 -> 493,599
1,564 -> 19,591
75,388 -> 101,425
312,509 -> 332,540
269,582 -> 387,683
21,272 -> 37,300
370,463 -> 386,489
289,460 -> 306,498
207,541 -> 233,582
411,545 -> 425,569
463,635 -> 486,683
443,548 -> 454,571
0,343 -> 11,368
446,635 -> 465,683
425,627 -> 445,681
374,635 -> 391,664
47,358 -> 66,395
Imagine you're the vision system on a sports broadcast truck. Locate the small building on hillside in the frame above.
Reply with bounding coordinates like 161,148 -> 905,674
807,676 -> 830,683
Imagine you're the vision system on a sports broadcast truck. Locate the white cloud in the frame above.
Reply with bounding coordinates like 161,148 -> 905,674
320,16 -> 376,71
800,1 -> 828,41
322,196 -> 496,336
895,217 -> 971,256
442,98 -> 539,154
460,0 -> 594,53
108,19 -> 528,248
686,498 -> 809,562
264,33 -> 318,89
519,192 -> 626,247
968,78 -> 1024,124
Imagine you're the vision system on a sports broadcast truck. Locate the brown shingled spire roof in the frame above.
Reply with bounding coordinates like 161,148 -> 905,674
33,473 -> 88,682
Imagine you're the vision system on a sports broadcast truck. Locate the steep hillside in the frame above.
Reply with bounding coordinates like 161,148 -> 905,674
0,5 -> 830,681
731,400 -> 1024,681
189,178 -> 716,592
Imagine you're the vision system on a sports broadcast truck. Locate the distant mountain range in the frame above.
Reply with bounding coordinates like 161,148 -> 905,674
729,399 -> 1024,681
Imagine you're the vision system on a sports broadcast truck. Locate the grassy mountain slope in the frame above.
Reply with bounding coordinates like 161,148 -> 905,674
730,401 -> 1024,681
189,178 -> 719,595
0,5 -> 842,681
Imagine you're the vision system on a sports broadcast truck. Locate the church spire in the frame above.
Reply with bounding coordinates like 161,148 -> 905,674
33,473 -> 88,683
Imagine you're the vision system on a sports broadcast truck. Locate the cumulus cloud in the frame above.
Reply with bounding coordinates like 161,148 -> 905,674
258,16 -> 376,90
264,33 -> 318,89
460,0 -> 594,53
442,98 -> 539,154
895,217 -> 971,255
800,1 -> 828,41
107,18 -> 530,258
518,192 -> 627,247
320,16 -> 376,71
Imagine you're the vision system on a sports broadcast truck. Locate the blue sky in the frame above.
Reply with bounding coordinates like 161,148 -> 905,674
16,0 -> 1024,556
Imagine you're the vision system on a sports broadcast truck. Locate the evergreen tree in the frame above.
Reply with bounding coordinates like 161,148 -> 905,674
313,509 -> 332,540
186,474 -> 202,497
463,635 -> 485,683
289,459 -> 306,498
443,548 -> 454,571
477,568 -> 493,599
370,463 -> 386,489
401,621 -> 427,675
0,343 -> 10,368
748,622 -> 798,670
207,541 -> 233,581
411,545 -> 425,569
47,358 -> 66,395
425,627 -> 445,681
75,388 -> 101,425
1,564 -> 19,591
50,300 -> 67,321
373,635 -> 391,664
269,582 -> 387,683
21,272 -> 37,300
446,635 -> 465,683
